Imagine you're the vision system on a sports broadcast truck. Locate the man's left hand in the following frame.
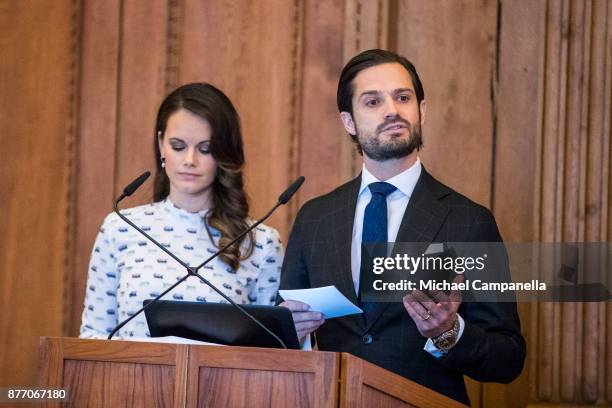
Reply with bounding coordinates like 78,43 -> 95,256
402,274 -> 463,338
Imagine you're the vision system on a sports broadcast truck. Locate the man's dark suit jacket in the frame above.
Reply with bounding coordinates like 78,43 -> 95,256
279,168 -> 526,405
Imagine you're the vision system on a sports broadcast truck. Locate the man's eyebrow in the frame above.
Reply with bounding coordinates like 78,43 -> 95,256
358,90 -> 382,98
358,88 -> 415,98
394,88 -> 415,95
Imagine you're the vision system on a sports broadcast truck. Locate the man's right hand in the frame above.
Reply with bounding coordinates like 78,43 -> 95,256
279,299 -> 325,342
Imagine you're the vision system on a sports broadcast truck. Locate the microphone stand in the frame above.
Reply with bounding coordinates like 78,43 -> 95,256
107,173 -> 304,349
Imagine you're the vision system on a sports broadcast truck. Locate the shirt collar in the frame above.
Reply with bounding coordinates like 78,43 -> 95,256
162,197 -> 209,221
358,157 -> 422,198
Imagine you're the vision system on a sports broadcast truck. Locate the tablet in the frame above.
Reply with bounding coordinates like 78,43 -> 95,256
143,300 -> 300,349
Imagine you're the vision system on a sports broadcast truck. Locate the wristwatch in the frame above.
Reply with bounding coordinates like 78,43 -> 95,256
431,317 -> 460,354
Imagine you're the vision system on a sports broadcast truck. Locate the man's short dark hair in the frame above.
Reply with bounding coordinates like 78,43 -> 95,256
337,49 -> 425,115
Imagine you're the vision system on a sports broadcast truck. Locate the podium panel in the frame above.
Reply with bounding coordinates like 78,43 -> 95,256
38,337 -> 467,408
340,353 -> 467,408
187,346 -> 338,407
38,337 -> 186,408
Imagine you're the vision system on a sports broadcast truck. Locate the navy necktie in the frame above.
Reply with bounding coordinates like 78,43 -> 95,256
360,182 -> 397,316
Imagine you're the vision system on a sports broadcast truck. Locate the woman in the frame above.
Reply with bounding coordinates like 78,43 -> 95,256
80,83 -> 283,339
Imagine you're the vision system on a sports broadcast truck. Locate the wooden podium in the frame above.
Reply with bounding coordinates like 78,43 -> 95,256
38,337 -> 467,407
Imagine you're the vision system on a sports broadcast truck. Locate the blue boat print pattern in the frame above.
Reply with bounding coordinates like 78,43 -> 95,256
79,198 -> 283,339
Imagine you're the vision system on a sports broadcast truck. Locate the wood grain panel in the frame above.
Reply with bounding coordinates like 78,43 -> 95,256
494,0 -> 546,244
39,337 -> 187,408
491,2 -> 548,407
197,367 -> 313,407
560,0 -> 588,399
0,0 -> 77,388
64,360 -> 176,407
604,1 -> 612,402
343,0 -> 392,53
528,0 -> 612,405
71,0 -> 122,336
165,0 -> 185,92
578,4 -> 594,403
115,0 -> 168,206
178,0 -> 299,238
586,2 -> 611,403
187,345 -> 338,408
340,353 -> 468,408
535,0 -> 568,402
298,0 -> 348,203
361,384 -> 414,407
395,0 -> 497,208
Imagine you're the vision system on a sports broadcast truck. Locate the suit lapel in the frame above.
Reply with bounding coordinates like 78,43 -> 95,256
330,177 -> 361,304
363,168 -> 451,332
330,176 -> 364,330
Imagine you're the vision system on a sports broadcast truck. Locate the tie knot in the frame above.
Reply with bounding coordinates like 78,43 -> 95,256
368,182 -> 396,197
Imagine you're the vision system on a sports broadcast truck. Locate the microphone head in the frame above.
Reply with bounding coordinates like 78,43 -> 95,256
123,171 -> 151,197
278,176 -> 305,204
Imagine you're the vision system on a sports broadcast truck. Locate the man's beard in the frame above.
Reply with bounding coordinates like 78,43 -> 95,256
356,116 -> 423,161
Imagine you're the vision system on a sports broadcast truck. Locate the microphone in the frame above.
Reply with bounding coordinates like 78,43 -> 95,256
118,171 -> 151,201
107,173 -> 306,349
278,176 -> 304,204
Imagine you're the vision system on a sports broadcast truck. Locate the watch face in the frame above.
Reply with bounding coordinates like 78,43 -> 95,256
437,336 -> 456,349
434,318 -> 460,351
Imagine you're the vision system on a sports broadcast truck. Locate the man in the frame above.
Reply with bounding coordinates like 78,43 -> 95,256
279,49 -> 526,405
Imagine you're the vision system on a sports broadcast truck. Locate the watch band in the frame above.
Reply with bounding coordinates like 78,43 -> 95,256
431,316 -> 460,353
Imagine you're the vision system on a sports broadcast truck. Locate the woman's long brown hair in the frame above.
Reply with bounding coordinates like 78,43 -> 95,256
153,83 -> 254,270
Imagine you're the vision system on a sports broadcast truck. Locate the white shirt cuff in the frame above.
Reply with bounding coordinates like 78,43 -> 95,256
300,335 -> 312,351
423,314 -> 465,358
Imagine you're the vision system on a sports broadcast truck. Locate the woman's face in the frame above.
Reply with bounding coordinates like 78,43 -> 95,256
158,108 -> 218,205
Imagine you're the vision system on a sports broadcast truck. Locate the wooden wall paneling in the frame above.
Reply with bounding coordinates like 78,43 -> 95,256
0,0 -> 77,387
605,1 -> 612,402
528,0 -> 550,397
593,0 -> 611,404
288,0 -> 304,227
165,0 -> 185,93
531,0 -> 612,405
343,0 -> 392,53
395,0 -> 497,209
297,0 -> 348,204
560,0 -> 588,401
490,0 -> 547,406
580,2 -> 595,403
494,0 -> 545,245
71,0 -> 122,336
114,0 -> 168,207
584,1 -> 612,402
178,0 -> 301,239
534,0 -> 568,402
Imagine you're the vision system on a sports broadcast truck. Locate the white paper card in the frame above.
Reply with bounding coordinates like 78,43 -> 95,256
279,286 -> 363,319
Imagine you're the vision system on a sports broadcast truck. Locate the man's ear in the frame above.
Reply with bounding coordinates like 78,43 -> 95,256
340,112 -> 357,135
419,100 -> 426,126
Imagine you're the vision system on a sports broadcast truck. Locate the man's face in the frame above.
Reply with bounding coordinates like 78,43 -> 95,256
340,62 -> 426,161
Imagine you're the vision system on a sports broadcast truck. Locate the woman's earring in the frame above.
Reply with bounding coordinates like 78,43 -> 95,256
161,157 -> 166,168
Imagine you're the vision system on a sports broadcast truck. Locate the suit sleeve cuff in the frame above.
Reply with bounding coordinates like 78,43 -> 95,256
423,314 -> 465,358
